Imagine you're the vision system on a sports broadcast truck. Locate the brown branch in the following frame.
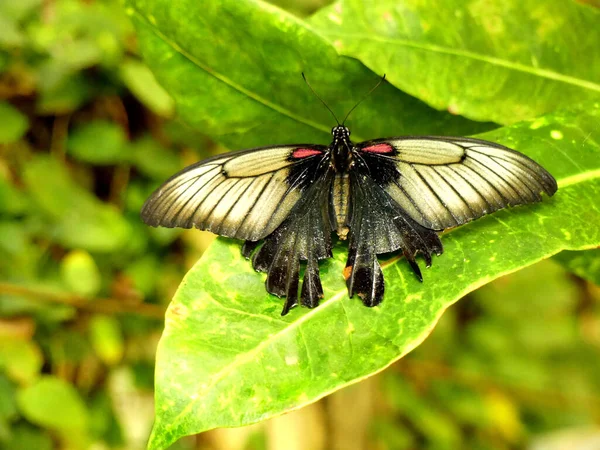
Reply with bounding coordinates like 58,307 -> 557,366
0,282 -> 166,319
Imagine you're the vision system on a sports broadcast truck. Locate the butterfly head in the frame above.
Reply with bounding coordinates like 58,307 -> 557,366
330,125 -> 352,171
331,125 -> 351,143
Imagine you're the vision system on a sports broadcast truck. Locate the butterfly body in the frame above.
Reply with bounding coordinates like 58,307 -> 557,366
142,126 -> 557,315
331,172 -> 350,239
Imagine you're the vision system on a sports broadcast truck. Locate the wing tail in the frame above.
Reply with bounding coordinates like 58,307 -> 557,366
346,172 -> 445,305
245,173 -> 334,315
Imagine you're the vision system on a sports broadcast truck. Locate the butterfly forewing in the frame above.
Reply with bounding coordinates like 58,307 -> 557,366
141,144 -> 328,241
356,136 -> 557,231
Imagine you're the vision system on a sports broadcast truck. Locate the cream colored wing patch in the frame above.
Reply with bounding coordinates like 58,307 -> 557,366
141,145 -> 327,241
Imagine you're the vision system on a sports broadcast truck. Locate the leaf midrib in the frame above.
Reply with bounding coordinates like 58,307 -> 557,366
128,6 -> 367,141
316,30 -> 600,93
155,166 -> 600,438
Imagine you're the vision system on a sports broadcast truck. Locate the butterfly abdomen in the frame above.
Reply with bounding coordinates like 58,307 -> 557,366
331,172 -> 351,239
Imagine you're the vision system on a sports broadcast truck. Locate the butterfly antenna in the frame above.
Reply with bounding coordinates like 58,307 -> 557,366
341,74 -> 386,125
302,72 -> 340,125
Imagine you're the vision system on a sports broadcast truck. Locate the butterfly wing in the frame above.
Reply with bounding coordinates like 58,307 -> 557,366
344,136 -> 557,306
141,144 -> 329,241
355,136 -> 557,231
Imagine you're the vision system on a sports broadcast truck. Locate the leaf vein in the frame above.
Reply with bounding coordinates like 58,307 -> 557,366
321,32 -> 600,92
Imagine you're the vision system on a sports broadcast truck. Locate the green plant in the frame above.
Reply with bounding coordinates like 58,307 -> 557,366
1,0 -> 599,449
124,0 -> 600,448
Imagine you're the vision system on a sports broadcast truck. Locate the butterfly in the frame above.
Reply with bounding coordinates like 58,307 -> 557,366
141,75 -> 557,315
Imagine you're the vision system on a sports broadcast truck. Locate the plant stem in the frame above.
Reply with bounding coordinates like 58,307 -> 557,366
0,282 -> 166,319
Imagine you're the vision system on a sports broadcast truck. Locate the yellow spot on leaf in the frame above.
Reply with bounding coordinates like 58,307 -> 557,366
405,294 -> 422,303
550,130 -> 563,140
285,355 -> 298,365
529,118 -> 547,129
328,13 -> 342,24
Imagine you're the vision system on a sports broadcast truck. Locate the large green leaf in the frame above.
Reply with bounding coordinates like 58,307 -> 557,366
309,0 -> 600,125
148,101 -> 600,449
125,0 -> 493,153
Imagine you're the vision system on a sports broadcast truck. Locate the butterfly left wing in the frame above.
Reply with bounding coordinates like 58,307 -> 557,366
141,144 -> 329,241
345,136 -> 557,306
141,144 -> 335,315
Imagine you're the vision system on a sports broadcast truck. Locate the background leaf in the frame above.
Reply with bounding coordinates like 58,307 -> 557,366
119,58 -> 175,117
553,248 -> 600,285
3,0 -> 599,449
0,101 -> 29,144
309,0 -> 600,124
125,0 -> 494,153
23,156 -> 133,253
148,102 -> 600,449
67,120 -> 129,165
17,376 -> 89,434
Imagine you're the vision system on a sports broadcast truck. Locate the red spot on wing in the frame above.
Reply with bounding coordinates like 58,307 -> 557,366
362,143 -> 394,154
292,148 -> 323,159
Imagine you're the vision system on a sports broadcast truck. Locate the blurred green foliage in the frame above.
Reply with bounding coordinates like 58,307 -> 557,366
0,0 -> 207,448
0,0 -> 599,449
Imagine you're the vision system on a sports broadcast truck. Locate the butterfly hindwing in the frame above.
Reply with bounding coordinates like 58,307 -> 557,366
344,166 -> 443,306
141,144 -> 329,241
249,169 -> 335,314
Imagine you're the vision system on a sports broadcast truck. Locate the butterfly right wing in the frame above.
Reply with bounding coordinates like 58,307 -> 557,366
141,144 -> 329,242
355,136 -> 557,231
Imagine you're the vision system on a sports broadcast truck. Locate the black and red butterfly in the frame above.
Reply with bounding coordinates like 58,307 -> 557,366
141,76 -> 557,315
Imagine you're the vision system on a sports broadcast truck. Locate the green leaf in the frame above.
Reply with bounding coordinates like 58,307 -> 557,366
309,0 -> 600,125
553,248 -> 600,285
0,176 -> 30,215
89,316 -> 124,366
0,338 -> 43,385
148,101 -> 600,449
17,376 -> 89,432
125,0 -> 493,153
0,375 -> 18,422
0,0 -> 42,22
0,101 -> 29,144
36,67 -> 93,115
29,0 -> 127,70
120,58 -> 175,117
60,250 -> 102,296
1,424 -> 53,450
129,135 -> 181,180
23,156 -> 132,252
67,120 -> 129,165
0,15 -> 25,48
